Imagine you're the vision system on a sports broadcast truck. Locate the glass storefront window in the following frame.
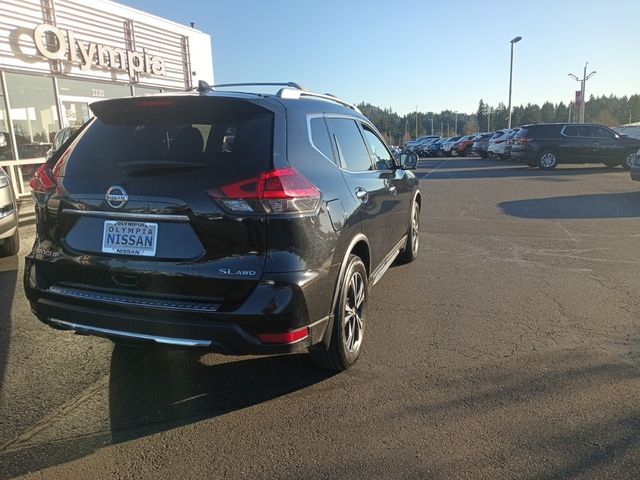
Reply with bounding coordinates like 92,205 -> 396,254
58,78 -> 132,128
134,86 -> 163,96
5,72 -> 59,159
57,77 -> 131,100
0,80 -> 13,161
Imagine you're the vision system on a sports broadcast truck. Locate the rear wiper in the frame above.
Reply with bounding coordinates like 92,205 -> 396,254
119,161 -> 206,175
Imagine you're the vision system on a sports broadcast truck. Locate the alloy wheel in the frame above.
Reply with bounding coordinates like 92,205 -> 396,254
343,271 -> 365,353
540,152 -> 557,168
411,204 -> 420,255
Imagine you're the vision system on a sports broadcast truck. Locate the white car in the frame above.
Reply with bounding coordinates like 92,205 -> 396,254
487,129 -> 511,159
440,136 -> 462,157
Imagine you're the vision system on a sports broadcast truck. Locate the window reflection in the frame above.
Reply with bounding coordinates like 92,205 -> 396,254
5,72 -> 59,159
0,81 -> 13,161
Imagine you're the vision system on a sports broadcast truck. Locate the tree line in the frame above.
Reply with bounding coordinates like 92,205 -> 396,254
358,94 -> 640,145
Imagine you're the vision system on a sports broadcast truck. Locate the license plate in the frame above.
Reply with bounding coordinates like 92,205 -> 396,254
102,220 -> 158,257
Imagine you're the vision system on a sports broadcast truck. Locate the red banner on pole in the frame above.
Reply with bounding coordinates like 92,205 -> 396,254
575,90 -> 582,107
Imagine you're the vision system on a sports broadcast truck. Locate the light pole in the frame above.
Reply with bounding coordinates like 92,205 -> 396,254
507,36 -> 522,129
569,62 -> 596,123
415,105 -> 418,138
428,117 -> 434,135
454,111 -> 458,135
488,107 -> 491,132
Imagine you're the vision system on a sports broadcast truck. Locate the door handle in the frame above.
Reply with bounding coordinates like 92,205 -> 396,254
355,187 -> 368,202
388,186 -> 397,196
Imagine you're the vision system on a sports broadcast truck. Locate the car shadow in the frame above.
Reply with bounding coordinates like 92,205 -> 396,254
499,191 -> 640,219
0,347 -> 334,478
0,254 -> 18,396
107,346 -> 335,444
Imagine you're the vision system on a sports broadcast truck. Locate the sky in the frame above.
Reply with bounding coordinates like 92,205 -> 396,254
119,0 -> 639,115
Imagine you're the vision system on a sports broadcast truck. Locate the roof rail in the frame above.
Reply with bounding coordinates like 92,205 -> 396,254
276,88 -> 361,113
212,82 -> 306,90
192,81 -> 360,113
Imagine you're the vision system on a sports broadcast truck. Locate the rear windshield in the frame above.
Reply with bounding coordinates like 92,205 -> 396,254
63,98 -> 274,182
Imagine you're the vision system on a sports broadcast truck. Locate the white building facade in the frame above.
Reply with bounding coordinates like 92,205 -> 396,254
0,0 -> 214,197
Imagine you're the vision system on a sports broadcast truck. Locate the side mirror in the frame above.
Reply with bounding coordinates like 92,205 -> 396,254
400,153 -> 418,170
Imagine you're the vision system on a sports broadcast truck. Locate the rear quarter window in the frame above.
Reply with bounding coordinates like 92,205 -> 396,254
309,116 -> 336,164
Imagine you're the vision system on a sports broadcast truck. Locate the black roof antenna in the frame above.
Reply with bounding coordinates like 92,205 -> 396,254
196,80 -> 213,93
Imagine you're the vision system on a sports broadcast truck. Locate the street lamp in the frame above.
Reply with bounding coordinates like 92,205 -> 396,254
454,111 -> 458,135
569,62 -> 596,123
507,36 -> 522,129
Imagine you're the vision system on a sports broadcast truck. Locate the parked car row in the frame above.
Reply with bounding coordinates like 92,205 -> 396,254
401,122 -> 640,170
403,135 -> 481,157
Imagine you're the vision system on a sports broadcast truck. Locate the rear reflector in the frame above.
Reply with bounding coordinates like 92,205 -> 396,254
257,327 -> 309,344
29,164 -> 57,193
208,167 -> 320,214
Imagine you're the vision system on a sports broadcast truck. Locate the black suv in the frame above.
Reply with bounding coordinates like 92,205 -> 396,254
24,82 -> 421,371
511,123 -> 640,169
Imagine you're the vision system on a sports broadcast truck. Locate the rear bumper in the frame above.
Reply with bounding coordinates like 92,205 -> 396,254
24,256 -> 333,354
510,150 -> 534,162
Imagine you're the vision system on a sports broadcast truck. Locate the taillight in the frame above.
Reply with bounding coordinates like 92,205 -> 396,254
207,167 -> 320,214
496,140 -> 504,144
520,137 -> 534,145
29,164 -> 57,193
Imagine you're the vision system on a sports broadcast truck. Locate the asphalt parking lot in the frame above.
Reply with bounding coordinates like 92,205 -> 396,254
2,156 -> 640,479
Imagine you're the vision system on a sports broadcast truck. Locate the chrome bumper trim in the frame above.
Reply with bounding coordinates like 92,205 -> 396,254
62,209 -> 190,222
49,318 -> 212,347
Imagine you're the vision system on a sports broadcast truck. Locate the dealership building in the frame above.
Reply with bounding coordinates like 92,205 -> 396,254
0,0 -> 214,198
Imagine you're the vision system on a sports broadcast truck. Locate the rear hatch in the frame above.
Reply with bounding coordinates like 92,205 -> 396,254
37,95 -> 281,307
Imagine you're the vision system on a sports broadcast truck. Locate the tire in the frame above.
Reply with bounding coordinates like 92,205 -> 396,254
537,150 -> 559,170
463,147 -> 471,157
397,198 -> 420,264
480,153 -> 488,159
310,255 -> 368,371
621,150 -> 636,170
0,230 -> 20,257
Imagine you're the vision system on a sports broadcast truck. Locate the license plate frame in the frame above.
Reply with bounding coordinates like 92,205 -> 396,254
101,220 -> 158,257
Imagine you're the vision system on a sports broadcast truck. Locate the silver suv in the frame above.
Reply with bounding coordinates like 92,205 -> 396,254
0,167 -> 19,256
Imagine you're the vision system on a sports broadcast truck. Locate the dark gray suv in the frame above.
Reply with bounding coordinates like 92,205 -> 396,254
25,82 -> 421,371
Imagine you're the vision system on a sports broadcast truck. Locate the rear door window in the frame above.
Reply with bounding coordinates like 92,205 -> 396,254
327,118 -> 373,172
563,125 -> 590,137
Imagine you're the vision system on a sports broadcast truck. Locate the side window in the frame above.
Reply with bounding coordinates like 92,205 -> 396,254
362,125 -> 393,170
327,118 -> 372,172
564,125 -> 590,137
590,126 -> 615,138
309,116 -> 335,164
